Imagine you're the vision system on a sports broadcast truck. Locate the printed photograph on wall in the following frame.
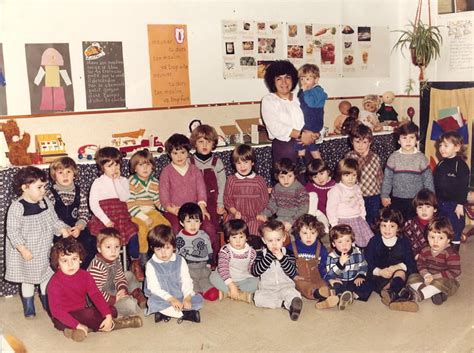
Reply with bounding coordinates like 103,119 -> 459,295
0,44 -> 7,115
82,41 -> 126,109
25,43 -> 74,114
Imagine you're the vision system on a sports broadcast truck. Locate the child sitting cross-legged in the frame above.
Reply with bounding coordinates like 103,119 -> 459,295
48,238 -> 142,342
209,219 -> 258,303
251,220 -> 303,321
287,214 -> 339,309
176,202 -> 219,301
87,228 -> 147,317
325,224 -> 372,310
407,217 -> 461,306
144,225 -> 203,324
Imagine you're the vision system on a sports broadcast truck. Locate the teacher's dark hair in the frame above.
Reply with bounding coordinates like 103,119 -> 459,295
264,60 -> 298,93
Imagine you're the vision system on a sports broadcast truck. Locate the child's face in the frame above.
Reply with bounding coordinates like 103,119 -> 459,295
195,137 -> 214,155
170,148 -> 189,167
416,204 -> 436,221
135,159 -> 153,180
22,180 -> 46,203
98,237 -> 121,262
103,160 -> 121,179
439,139 -> 460,159
180,215 -> 202,234
332,234 -> 352,254
312,170 -> 331,186
54,168 -> 75,188
398,133 -> 417,153
262,230 -> 285,253
299,74 -> 318,91
380,221 -> 398,239
352,137 -> 371,157
427,231 -> 450,252
340,171 -> 357,187
154,242 -> 175,262
58,252 -> 81,276
228,231 -> 247,250
235,159 -> 253,176
299,225 -> 318,246
278,171 -> 295,188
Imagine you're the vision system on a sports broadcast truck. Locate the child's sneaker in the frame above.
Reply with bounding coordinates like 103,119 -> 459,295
408,287 -> 424,302
315,295 -> 339,309
380,289 -> 394,307
431,292 -> 448,305
289,297 -> 303,321
63,328 -> 87,342
338,291 -> 353,310
389,299 -> 419,312
154,312 -> 171,323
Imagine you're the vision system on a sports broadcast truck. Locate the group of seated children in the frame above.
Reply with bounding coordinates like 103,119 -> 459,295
4,121 -> 467,341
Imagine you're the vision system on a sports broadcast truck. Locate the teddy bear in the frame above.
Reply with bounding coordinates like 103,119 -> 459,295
377,91 -> 399,122
0,119 -> 36,165
359,94 -> 382,132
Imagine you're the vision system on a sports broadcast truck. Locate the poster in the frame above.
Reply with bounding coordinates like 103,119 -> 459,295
25,43 -> 74,114
446,20 -> 473,73
0,44 -> 6,115
286,23 -> 341,77
341,25 -> 390,77
82,41 -> 126,109
148,24 -> 190,107
222,20 -> 284,79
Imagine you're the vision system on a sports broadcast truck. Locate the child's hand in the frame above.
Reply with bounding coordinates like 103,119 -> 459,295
381,198 -> 391,207
312,132 -> 320,141
256,214 -> 267,222
455,204 -> 464,218
69,227 -> 81,238
167,204 -> 180,216
105,221 -> 115,228
271,248 -> 283,260
145,217 -> 153,227
328,279 -> 342,286
354,277 -> 365,287
229,207 -> 242,219
76,323 -> 89,337
424,274 -> 433,285
202,208 -> 211,221
183,296 -> 192,310
168,296 -> 183,311
228,283 -> 240,300
18,246 -> 33,261
339,253 -> 349,265
283,222 -> 292,232
99,314 -> 113,332
116,289 -> 128,301
60,228 -> 71,238
217,206 -> 226,215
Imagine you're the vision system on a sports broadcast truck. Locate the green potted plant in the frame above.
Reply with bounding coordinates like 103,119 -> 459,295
393,20 -> 443,81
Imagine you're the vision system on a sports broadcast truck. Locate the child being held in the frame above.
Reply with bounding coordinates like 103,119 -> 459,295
145,225 -> 203,324
434,131 -> 470,251
251,220 -> 303,321
381,122 -> 434,220
365,208 -> 418,312
325,224 -> 372,310
209,219 -> 258,303
47,156 -> 96,269
224,144 -> 269,238
258,158 -> 309,233
88,228 -> 147,317
127,149 -> 170,263
345,124 -> 383,226
48,238 -> 142,342
190,124 -> 227,256
287,214 -> 338,309
403,189 -> 437,260
176,202 -> 219,301
88,147 -> 142,281
327,158 -> 374,248
6,166 -> 69,318
296,63 -> 328,164
407,217 -> 461,305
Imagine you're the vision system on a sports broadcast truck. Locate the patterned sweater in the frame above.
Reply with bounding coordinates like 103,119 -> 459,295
217,243 -> 256,284
176,229 -> 213,264
345,150 -> 383,197
262,181 -> 309,224
403,217 -> 429,258
381,149 -> 434,199
326,182 -> 366,226
325,246 -> 367,282
251,247 -> 297,279
127,174 -> 163,221
416,246 -> 461,280
46,183 -> 90,228
87,254 -> 128,304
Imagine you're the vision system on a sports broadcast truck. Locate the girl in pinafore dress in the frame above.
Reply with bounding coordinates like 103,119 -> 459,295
6,166 -> 69,318
144,225 -> 203,324
87,147 -> 142,281
326,158 -> 374,249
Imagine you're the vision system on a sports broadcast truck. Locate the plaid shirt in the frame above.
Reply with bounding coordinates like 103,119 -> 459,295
325,246 -> 367,282
346,150 -> 383,197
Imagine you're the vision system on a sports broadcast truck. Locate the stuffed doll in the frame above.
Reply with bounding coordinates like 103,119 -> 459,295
333,100 -> 351,134
359,94 -> 382,132
377,91 -> 398,122
0,119 -> 36,165
341,106 -> 361,135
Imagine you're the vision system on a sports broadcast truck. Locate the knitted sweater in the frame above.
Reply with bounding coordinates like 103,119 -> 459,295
326,182 -> 366,226
176,229 -> 213,264
87,254 -> 128,304
46,183 -> 89,228
127,174 -> 163,221
262,181 -> 309,224
381,149 -> 434,199
287,238 -> 328,277
416,246 -> 461,280
403,217 -> 429,258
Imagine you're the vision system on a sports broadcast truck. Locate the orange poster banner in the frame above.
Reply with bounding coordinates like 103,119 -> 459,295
148,24 -> 190,107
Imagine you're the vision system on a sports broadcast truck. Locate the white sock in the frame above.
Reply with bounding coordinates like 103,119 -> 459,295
21,283 -> 35,297
39,278 -> 49,296
421,285 -> 441,299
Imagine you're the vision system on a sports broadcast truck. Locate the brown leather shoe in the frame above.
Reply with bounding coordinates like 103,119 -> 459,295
131,259 -> 145,282
130,288 -> 147,309
63,328 -> 87,342
112,315 -> 143,330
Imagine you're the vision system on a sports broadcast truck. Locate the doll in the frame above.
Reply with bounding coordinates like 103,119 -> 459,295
333,100 -> 352,134
359,95 -> 382,132
377,91 -> 398,123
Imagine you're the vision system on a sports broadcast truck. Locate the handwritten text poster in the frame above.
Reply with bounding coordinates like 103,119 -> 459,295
83,41 -> 126,109
148,24 -> 190,107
